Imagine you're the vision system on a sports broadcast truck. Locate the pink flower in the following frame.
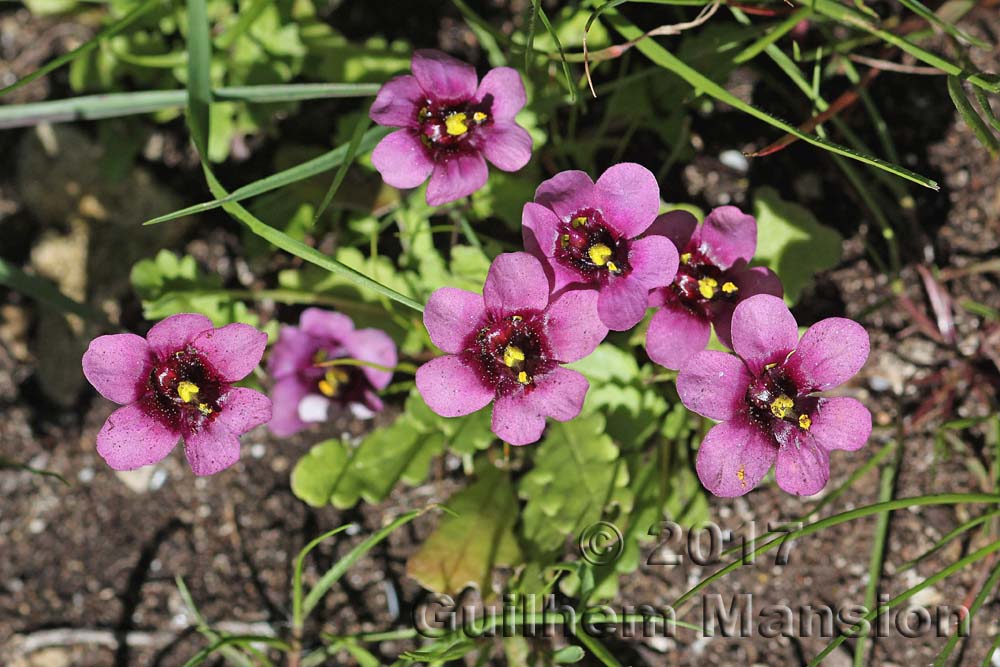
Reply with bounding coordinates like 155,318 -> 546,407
369,49 -> 532,206
645,206 -> 783,370
81,314 -> 271,476
677,295 -> 871,497
522,164 -> 679,331
267,308 -> 397,437
416,253 -> 607,445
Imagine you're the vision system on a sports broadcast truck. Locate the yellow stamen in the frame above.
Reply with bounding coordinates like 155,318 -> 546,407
473,111 -> 488,122
318,368 -> 349,398
560,233 -> 570,248
798,414 -> 812,430
764,362 -> 778,370
588,243 -> 613,267
737,466 -> 746,486
503,345 -> 525,368
511,314 -> 523,322
698,276 -> 719,300
680,252 -> 692,264
770,394 -> 794,419
572,216 -> 588,228
197,403 -> 213,416
606,261 -> 620,273
721,281 -> 739,295
418,106 -> 430,121
517,371 -> 530,385
445,112 -> 469,136
177,381 -> 200,403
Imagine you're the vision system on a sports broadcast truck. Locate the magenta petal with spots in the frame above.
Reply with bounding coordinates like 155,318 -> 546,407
266,309 -> 398,437
677,295 -> 871,497
417,252 -> 606,445
82,312 -> 271,476
645,206 -> 783,370
645,301 -> 712,371
525,164 -> 676,331
369,49 -> 532,206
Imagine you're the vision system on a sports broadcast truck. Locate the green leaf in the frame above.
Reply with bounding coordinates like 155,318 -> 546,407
752,186 -> 843,304
406,463 -> 522,595
554,646 -> 586,663
518,413 -> 632,558
291,416 -> 444,509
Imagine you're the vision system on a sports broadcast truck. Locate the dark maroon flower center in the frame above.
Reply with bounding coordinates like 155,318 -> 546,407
463,310 -> 556,396
417,95 -> 494,155
305,346 -> 374,407
745,364 -> 813,433
672,248 -> 739,316
554,208 -> 631,284
144,347 -> 224,432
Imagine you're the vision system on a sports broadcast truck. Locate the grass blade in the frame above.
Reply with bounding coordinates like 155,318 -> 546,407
0,257 -> 109,326
605,12 -> 940,189
142,126 -> 391,225
0,0 -> 162,98
972,87 -> 1000,133
932,558 -> 1000,666
0,84 -> 380,130
301,508 -> 428,619
291,524 -> 355,631
807,539 -> 1000,666
897,0 -> 990,49
948,76 -> 1000,157
312,113 -> 371,224
811,0 -> 999,93
853,444 -> 900,667
673,493 -> 1000,609
733,7 -> 813,64
537,5 -> 578,102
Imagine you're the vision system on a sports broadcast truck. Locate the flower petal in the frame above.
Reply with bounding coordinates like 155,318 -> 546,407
627,234 -> 679,290
300,308 -> 355,341
184,419 -> 241,476
597,274 -> 650,331
191,323 -> 268,383
267,325 -> 318,380
483,252 -> 549,317
696,417 -> 776,497
491,367 -> 588,446
146,313 -> 213,359
522,201 -> 561,259
480,121 -> 532,172
345,328 -> 398,390
369,74 -> 423,128
96,401 -> 179,471
645,302 -> 711,371
372,130 -> 434,189
492,393 -> 547,446
677,350 -> 752,421
475,67 -> 526,120
710,265 -> 784,350
411,49 -> 478,102
594,163 -> 660,238
774,425 -> 830,496
216,387 -> 272,436
645,209 -> 697,251
416,354 -> 495,417
82,334 -> 153,405
807,397 -> 872,452
694,206 -> 757,269
426,152 -> 488,206
534,170 -> 595,220
268,377 -> 310,437
786,317 -> 870,392
731,294 -> 799,374
545,289 -> 607,363
424,287 -> 486,354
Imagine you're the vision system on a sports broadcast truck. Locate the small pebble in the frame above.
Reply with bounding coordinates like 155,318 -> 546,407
719,149 -> 749,173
